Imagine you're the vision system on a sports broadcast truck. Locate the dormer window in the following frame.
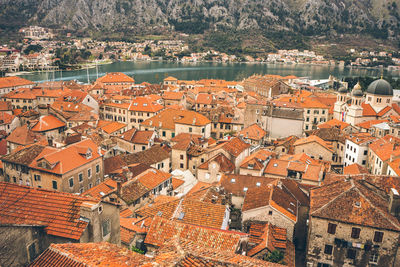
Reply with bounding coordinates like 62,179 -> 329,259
86,151 -> 92,159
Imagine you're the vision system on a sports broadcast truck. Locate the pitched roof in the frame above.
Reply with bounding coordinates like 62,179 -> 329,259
240,149 -> 275,170
29,243 -> 146,267
83,178 -> 117,199
136,197 -> 227,229
221,137 -> 251,157
6,125 -> 45,146
145,216 -> 244,250
162,91 -> 184,100
142,108 -> 210,129
30,139 -> 101,175
242,185 -> 298,222
1,144 -> 47,165
310,177 -> 400,231
122,145 -> 170,166
238,123 -> 267,141
97,72 -> 135,84
31,115 -> 66,132
0,182 -> 96,240
0,76 -> 34,89
220,174 -> 277,197
318,118 -> 350,131
198,153 -> 235,173
97,121 -> 126,134
128,96 -> 164,113
293,135 -> 333,152
343,163 -> 369,175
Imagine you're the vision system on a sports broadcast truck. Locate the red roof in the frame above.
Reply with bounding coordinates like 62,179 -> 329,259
0,182 -> 96,240
0,76 -> 34,89
31,115 -> 66,132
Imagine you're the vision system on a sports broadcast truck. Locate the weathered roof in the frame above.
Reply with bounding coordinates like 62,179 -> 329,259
0,182 -> 95,240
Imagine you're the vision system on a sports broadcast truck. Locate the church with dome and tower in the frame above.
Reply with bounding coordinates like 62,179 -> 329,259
333,78 -> 400,125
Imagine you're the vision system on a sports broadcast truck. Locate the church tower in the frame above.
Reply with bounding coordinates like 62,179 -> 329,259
333,86 -> 348,121
346,82 -> 364,125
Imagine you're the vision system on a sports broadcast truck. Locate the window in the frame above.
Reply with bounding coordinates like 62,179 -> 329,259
52,180 -> 58,190
27,241 -> 38,262
79,173 -> 83,182
102,219 -> 110,238
88,169 -> 92,178
362,160 -> 366,165
364,150 -> 367,155
327,223 -> 337,234
69,177 -> 74,187
180,163 -> 184,168
374,231 -> 383,243
80,188 -> 84,194
370,252 -> 379,264
162,131 -> 166,137
351,227 -> 361,239
96,164 -> 100,173
180,155 -> 184,160
347,248 -> 356,259
324,244 -> 333,255
34,174 -> 41,181
189,127 -> 192,133
268,210 -> 273,215
317,263 -> 331,267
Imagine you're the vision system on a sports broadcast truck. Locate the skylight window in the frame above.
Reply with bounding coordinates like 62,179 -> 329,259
256,182 -> 261,187
243,187 -> 248,192
178,212 -> 185,220
231,178 -> 236,183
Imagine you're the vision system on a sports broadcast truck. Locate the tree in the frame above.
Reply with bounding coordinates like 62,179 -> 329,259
23,44 -> 43,55
263,250 -> 285,264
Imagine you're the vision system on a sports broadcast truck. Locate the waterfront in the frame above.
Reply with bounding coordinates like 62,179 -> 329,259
17,61 -> 400,84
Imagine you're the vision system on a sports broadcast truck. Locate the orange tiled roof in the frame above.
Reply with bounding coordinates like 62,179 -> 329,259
240,149 -> 275,170
136,168 -> 171,189
294,135 -> 333,152
357,119 -> 389,129
145,216 -> 244,250
221,137 -> 251,157
0,76 -> 34,89
171,177 -> 185,190
369,135 -> 400,162
343,163 -> 369,175
196,93 -> 214,105
0,182 -> 95,240
162,91 -> 184,100
318,118 -> 350,130
238,123 -> 267,141
136,196 -> 227,229
128,96 -> 164,113
198,153 -> 235,173
30,139 -> 101,175
142,108 -> 210,129
0,111 -> 15,124
310,177 -> 400,231
30,242 -> 147,267
97,72 -> 135,84
83,178 -> 117,199
31,115 -> 66,132
98,120 -> 126,134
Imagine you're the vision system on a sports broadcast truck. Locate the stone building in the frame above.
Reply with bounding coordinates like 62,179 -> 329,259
0,182 -> 120,266
307,175 -> 400,267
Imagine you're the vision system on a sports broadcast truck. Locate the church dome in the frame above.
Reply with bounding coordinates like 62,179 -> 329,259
352,82 -> 363,97
367,78 -> 393,96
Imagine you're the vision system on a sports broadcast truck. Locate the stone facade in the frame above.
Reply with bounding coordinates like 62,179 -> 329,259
307,216 -> 400,267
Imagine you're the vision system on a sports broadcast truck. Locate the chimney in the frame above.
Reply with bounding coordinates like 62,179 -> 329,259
117,180 -> 122,197
389,188 -> 400,216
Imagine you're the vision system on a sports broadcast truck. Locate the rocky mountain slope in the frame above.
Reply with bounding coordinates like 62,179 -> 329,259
1,0 -> 399,41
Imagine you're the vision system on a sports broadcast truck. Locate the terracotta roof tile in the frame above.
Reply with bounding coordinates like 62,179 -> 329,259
97,72 -> 135,84
145,216 -> 244,250
29,242 -> 146,267
220,174 -> 277,197
198,153 -> 235,173
310,177 -> 400,231
343,163 -> 369,175
142,108 -> 210,129
31,115 -> 66,132
0,76 -> 34,89
238,123 -> 267,141
0,182 -> 95,240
